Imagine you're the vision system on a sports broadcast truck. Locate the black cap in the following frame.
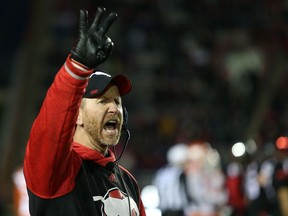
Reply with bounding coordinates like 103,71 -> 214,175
83,71 -> 132,98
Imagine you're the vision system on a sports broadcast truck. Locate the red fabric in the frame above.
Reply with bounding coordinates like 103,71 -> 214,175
226,176 -> 245,211
24,56 -> 92,198
72,142 -> 116,165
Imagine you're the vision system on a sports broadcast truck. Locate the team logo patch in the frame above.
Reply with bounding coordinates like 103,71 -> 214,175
93,187 -> 139,216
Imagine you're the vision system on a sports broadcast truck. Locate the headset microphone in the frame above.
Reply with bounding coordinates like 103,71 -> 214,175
105,107 -> 130,171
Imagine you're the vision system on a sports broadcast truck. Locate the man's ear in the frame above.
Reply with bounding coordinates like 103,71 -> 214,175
76,109 -> 83,126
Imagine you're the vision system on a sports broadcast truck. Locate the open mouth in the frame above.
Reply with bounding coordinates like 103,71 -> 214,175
103,120 -> 119,133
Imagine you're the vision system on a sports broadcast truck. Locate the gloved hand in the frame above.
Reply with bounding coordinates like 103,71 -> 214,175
71,7 -> 117,68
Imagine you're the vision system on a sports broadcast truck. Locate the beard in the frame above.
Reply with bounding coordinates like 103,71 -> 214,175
82,112 -> 121,147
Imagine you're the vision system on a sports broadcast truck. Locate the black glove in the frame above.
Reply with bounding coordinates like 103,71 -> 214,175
71,7 -> 117,68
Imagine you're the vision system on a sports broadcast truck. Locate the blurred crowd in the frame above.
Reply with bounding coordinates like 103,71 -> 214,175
143,141 -> 288,216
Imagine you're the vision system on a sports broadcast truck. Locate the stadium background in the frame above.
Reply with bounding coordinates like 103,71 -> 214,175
1,0 -> 288,214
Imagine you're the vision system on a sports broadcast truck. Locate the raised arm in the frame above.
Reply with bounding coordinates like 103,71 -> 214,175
24,7 -> 117,198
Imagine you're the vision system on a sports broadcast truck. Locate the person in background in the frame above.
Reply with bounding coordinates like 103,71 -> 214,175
12,166 -> 30,216
184,141 -> 227,216
23,7 -> 146,216
244,153 -> 276,216
273,148 -> 288,216
225,161 -> 246,216
153,143 -> 190,216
